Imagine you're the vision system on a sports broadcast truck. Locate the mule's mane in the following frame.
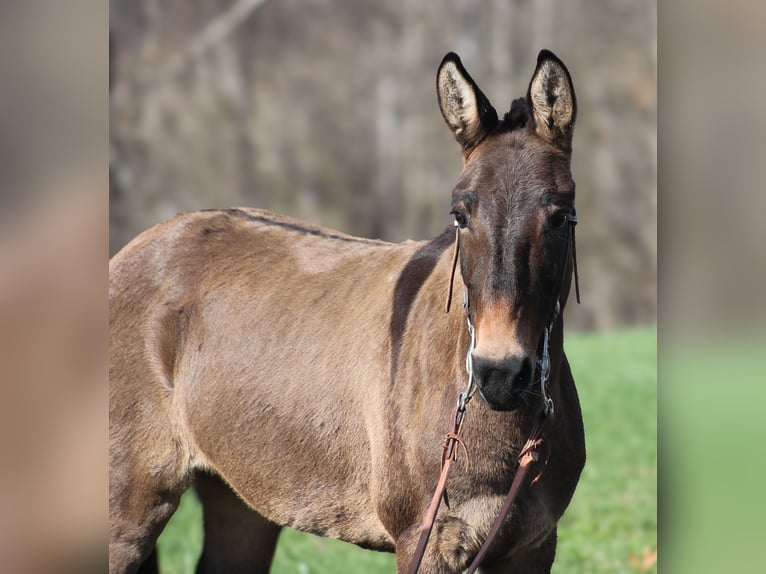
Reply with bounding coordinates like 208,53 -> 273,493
203,207 -> 391,247
500,97 -> 530,133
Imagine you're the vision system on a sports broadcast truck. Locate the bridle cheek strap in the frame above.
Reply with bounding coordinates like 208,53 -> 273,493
445,224 -> 460,313
569,214 -> 581,304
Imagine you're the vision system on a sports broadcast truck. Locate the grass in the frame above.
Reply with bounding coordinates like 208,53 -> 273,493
555,328 -> 657,573
157,327 -> 657,573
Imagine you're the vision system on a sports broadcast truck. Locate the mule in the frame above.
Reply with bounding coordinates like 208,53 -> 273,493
109,49 -> 585,573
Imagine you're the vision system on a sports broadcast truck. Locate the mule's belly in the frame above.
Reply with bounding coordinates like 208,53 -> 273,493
182,363 -> 395,549
193,415 -> 394,551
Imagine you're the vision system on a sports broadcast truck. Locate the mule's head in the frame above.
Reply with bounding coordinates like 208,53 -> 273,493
437,50 -> 577,412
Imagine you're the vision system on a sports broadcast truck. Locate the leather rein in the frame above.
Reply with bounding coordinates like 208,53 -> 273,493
407,213 -> 579,573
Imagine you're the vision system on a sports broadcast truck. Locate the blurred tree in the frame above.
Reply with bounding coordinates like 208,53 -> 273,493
110,0 -> 656,329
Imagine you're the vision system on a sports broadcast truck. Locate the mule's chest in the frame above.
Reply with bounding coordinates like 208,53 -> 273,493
455,480 -> 559,559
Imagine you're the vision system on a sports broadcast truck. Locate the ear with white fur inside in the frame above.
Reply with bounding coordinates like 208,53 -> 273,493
527,49 -> 577,152
437,53 -> 498,154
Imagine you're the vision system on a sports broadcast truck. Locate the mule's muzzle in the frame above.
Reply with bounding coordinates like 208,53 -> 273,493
472,354 -> 533,411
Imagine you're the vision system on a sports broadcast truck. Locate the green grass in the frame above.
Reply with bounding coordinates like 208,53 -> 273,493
555,328 -> 657,573
157,327 -> 657,573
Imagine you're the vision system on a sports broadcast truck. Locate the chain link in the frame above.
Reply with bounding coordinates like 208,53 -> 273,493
538,321 -> 554,416
457,314 -> 477,413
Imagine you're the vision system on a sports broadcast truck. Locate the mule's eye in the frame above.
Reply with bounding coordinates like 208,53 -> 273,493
549,211 -> 569,228
451,210 -> 468,228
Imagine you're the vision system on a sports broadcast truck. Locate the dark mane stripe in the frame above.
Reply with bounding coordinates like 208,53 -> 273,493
389,228 -> 453,387
203,208 -> 390,246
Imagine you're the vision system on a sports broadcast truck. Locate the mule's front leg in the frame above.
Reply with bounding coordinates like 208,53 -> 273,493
395,516 -> 482,574
194,472 -> 282,574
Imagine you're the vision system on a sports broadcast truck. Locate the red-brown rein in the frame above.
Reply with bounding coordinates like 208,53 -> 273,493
406,407 -> 554,573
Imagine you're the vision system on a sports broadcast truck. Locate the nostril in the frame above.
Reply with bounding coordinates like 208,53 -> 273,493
472,355 -> 505,387
471,354 -> 533,411
511,357 -> 533,391
471,356 -> 492,385
472,355 -> 531,390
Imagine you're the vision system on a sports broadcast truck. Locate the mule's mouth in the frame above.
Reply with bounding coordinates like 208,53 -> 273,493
473,355 -> 533,412
477,387 -> 525,411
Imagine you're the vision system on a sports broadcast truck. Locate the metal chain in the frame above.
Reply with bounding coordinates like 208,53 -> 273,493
537,299 -> 559,416
538,325 -> 553,415
457,313 -> 476,413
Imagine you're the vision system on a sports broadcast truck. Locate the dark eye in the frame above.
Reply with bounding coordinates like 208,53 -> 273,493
549,211 -> 570,228
450,210 -> 468,229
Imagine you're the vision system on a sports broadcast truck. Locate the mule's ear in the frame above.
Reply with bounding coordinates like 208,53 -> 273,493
437,53 -> 498,154
527,50 -> 577,152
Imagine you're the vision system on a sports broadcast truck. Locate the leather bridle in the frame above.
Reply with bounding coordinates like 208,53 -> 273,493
407,214 -> 579,573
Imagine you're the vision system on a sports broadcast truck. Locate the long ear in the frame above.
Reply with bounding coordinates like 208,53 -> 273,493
527,50 -> 577,152
437,53 -> 498,155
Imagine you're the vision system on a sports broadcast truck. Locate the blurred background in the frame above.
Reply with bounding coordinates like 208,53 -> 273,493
109,0 -> 657,332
